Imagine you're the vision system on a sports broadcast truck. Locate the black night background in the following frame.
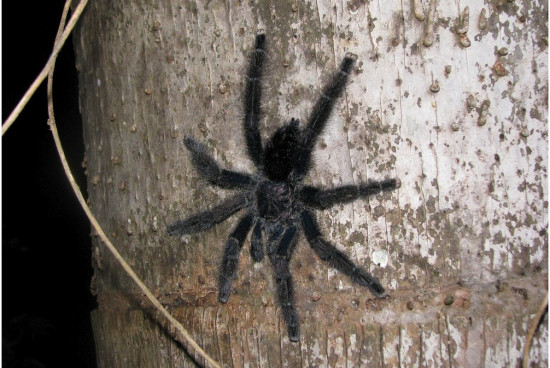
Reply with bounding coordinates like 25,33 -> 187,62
3,2 -> 97,367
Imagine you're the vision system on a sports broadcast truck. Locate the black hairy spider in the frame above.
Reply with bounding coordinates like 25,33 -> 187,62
167,30 -> 400,342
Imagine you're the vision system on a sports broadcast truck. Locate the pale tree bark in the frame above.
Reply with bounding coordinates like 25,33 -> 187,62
74,0 -> 547,367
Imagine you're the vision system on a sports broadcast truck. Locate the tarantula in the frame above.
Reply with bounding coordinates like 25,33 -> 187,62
167,30 -> 399,342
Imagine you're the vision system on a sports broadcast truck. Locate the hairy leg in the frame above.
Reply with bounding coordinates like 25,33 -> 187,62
268,226 -> 300,342
167,192 -> 249,236
300,210 -> 387,298
291,53 -> 357,180
183,137 -> 255,189
243,30 -> 267,168
250,221 -> 264,262
298,178 -> 400,210
218,213 -> 255,303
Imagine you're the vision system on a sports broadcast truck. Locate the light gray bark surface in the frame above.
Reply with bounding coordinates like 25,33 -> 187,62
74,0 -> 547,366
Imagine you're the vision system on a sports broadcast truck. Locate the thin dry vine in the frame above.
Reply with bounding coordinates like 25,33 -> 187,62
2,1 -> 221,367
523,292 -> 548,368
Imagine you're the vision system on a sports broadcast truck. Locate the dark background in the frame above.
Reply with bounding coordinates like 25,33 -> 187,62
3,2 -> 97,367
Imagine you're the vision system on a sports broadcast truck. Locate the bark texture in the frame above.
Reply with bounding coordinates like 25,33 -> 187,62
74,0 -> 548,366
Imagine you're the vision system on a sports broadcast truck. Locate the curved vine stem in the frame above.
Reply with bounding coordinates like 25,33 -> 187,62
5,1 -> 223,367
2,0 -> 88,135
522,292 -> 548,368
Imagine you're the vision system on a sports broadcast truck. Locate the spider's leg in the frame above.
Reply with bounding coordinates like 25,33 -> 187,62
298,178 -> 400,210
268,226 -> 300,342
167,192 -> 249,236
300,210 -> 387,298
218,213 -> 255,303
291,53 -> 357,180
250,221 -> 264,262
243,30 -> 267,169
184,137 -> 256,189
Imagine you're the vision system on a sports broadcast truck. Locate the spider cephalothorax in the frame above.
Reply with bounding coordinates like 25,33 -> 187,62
167,30 -> 400,342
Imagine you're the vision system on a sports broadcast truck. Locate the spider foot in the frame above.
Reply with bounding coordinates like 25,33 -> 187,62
218,280 -> 231,303
288,325 -> 300,343
351,269 -> 388,299
219,272 -> 237,304
166,221 -> 186,236
367,281 -> 388,299
394,178 -> 402,189
380,177 -> 400,191
282,305 -> 300,342
344,52 -> 358,62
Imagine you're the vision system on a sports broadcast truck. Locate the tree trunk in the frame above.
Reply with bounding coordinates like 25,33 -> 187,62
74,0 -> 547,366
